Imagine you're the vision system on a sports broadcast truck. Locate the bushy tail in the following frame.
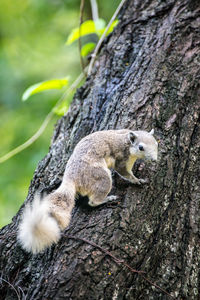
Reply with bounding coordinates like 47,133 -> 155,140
18,182 -> 75,254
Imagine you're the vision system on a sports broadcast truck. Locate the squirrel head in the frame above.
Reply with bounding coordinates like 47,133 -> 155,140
128,129 -> 158,161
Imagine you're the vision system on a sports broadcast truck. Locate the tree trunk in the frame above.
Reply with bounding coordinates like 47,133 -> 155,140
0,0 -> 199,299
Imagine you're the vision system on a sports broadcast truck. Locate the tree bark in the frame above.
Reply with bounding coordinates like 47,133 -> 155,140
0,0 -> 199,299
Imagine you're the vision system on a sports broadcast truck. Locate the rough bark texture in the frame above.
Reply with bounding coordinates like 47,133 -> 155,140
0,0 -> 199,299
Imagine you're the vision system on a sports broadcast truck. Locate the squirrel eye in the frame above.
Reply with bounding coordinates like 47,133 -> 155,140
139,145 -> 144,151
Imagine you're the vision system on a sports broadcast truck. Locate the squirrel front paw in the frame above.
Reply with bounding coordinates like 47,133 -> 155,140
132,178 -> 149,185
138,178 -> 149,184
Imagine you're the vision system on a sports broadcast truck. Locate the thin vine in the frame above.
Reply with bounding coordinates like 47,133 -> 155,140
0,71 -> 85,164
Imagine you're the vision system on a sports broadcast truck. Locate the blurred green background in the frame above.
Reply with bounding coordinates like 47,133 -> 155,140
0,0 -> 120,228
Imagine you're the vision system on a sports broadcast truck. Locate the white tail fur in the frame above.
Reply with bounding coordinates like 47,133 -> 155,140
18,194 -> 61,254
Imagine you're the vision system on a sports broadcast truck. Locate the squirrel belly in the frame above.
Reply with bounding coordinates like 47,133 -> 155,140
18,181 -> 75,254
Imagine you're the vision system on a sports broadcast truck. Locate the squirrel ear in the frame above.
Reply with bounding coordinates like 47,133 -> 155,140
149,129 -> 154,135
129,132 -> 138,143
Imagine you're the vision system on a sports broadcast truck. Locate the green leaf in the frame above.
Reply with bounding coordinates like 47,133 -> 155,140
98,20 -> 119,37
66,20 -> 96,45
66,19 -> 106,45
81,42 -> 96,57
22,78 -> 69,101
106,19 -> 119,35
53,101 -> 69,116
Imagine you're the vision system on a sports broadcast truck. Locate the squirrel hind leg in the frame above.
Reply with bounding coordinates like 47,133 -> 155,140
87,176 -> 112,207
82,166 -> 113,207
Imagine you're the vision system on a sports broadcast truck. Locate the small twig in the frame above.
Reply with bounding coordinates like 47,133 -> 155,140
140,274 -> 174,299
0,70 -> 86,164
69,235 -> 126,264
65,234 -> 175,299
87,0 -> 127,75
65,234 -> 145,272
90,0 -> 99,22
78,0 -> 86,75
18,286 -> 27,300
0,276 -> 21,300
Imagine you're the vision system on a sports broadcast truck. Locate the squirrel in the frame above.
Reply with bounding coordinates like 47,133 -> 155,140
18,129 -> 158,254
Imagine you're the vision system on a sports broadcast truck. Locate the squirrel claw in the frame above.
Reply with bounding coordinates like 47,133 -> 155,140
139,178 -> 149,184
